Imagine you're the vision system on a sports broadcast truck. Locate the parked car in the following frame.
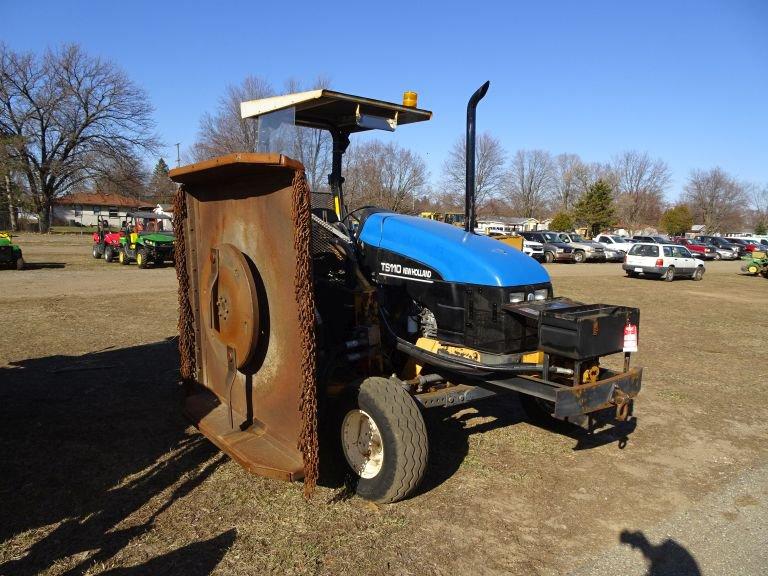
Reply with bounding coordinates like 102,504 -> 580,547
694,236 -> 743,258
553,232 -> 607,263
522,239 -> 545,261
632,235 -> 670,244
623,243 -> 705,281
673,238 -> 716,260
596,234 -> 634,254
725,238 -> 762,253
521,231 -> 576,263
603,248 -> 624,262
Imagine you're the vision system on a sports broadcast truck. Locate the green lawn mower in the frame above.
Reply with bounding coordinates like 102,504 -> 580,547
0,232 -> 24,270
741,250 -> 768,278
118,212 -> 175,268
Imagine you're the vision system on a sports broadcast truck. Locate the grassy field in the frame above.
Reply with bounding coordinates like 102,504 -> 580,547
1,233 -> 767,575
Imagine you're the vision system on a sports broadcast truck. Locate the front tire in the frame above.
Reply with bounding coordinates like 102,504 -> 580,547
339,377 -> 428,503
713,252 -> 721,260
136,248 -> 149,269
693,267 -> 704,281
544,251 -> 554,263
92,244 -> 102,259
119,248 -> 129,265
574,250 -> 585,263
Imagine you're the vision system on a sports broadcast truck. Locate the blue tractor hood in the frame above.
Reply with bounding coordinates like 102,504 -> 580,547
358,212 -> 550,287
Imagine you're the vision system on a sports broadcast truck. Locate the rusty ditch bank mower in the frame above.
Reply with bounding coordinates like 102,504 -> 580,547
169,84 -> 643,503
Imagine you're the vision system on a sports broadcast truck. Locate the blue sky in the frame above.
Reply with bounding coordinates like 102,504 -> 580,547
3,0 -> 767,200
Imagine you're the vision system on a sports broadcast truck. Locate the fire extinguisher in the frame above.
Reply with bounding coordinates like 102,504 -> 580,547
623,321 -> 638,353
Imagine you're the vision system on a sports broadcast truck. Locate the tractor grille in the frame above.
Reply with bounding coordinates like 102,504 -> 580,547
0,245 -> 12,261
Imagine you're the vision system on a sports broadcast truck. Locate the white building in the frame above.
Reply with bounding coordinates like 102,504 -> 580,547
53,192 -> 141,227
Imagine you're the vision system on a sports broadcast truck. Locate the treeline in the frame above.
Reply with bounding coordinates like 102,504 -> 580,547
194,77 -> 768,235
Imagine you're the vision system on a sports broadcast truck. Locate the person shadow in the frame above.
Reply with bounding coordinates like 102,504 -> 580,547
620,530 -> 702,576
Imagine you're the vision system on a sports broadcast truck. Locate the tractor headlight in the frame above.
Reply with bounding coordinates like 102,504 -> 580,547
533,288 -> 548,301
509,292 -> 525,303
145,240 -> 154,246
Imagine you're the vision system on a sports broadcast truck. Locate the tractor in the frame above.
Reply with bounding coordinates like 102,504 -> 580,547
169,83 -> 643,503
741,250 -> 768,278
117,211 -> 175,268
0,232 -> 24,270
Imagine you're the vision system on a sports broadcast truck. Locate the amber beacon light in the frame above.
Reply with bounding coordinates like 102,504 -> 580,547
402,91 -> 418,108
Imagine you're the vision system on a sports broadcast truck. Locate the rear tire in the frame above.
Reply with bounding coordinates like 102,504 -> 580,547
664,266 -> 675,281
104,246 -> 114,263
544,251 -> 554,263
338,377 -> 428,503
626,271 -> 638,278
15,257 -> 24,270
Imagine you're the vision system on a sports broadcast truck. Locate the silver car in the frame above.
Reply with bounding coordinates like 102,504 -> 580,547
555,232 -> 607,263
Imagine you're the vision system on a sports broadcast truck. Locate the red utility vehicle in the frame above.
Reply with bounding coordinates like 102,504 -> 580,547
92,221 -> 125,263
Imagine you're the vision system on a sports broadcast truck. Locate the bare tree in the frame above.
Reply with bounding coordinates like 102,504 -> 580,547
505,149 -> 553,218
612,151 -> 670,231
550,153 -> 585,212
748,183 -> 768,231
683,168 -> 746,233
343,140 -> 428,212
284,77 -> 332,192
192,76 -> 274,161
194,75 -> 333,192
0,44 -> 159,232
440,132 -> 506,211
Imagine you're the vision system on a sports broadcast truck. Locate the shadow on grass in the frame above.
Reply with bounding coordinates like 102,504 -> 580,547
21,262 -> 67,270
318,391 -> 637,501
0,339 -> 231,575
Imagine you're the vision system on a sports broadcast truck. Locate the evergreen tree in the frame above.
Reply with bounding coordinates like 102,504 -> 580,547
659,205 -> 693,236
148,158 -> 176,203
573,178 -> 615,237
549,211 -> 574,231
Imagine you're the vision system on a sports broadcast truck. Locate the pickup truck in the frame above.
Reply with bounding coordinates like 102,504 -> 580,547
673,238 -> 716,260
596,234 -> 634,254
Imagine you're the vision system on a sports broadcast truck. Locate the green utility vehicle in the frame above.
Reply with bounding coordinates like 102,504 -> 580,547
0,232 -> 24,270
118,211 -> 175,268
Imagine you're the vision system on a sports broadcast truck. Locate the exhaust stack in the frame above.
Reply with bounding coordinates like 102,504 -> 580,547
465,81 -> 490,233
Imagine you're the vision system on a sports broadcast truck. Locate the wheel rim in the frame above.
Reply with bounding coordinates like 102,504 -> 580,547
341,409 -> 384,479
137,253 -> 143,266
119,251 -> 124,263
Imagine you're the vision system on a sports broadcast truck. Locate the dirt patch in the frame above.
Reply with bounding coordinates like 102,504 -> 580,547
1,236 -> 767,575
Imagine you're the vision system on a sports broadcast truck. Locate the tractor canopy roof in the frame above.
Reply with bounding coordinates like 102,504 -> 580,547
240,89 -> 432,133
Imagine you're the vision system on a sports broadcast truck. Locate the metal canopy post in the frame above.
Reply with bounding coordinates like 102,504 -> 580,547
329,129 -> 350,220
